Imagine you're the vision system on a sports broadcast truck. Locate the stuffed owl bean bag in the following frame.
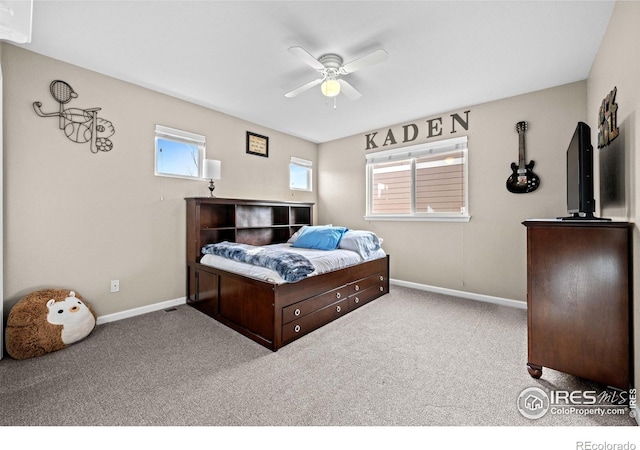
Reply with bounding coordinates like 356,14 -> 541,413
5,289 -> 97,360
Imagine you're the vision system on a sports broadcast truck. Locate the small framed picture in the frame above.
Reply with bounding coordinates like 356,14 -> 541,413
246,131 -> 269,158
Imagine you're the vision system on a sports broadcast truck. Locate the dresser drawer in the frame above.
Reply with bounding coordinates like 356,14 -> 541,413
349,272 -> 386,295
282,286 -> 349,324
349,283 -> 387,310
282,298 -> 349,342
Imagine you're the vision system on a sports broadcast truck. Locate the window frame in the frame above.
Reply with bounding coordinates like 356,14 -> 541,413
289,156 -> 313,192
154,125 -> 206,180
365,136 -> 470,222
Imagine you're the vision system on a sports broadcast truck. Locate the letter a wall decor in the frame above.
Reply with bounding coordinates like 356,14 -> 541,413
33,80 -> 115,153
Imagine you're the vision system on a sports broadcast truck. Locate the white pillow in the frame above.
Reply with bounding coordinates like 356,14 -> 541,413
338,230 -> 382,259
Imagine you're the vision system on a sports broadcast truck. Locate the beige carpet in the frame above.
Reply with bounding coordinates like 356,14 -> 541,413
1,285 -> 636,444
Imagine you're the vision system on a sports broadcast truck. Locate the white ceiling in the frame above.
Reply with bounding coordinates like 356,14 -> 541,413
18,0 -> 615,143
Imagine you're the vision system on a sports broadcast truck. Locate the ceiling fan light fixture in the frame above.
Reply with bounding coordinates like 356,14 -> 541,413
321,78 -> 341,97
286,46 -> 387,101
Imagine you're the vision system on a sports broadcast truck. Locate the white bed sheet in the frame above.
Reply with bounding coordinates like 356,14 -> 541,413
199,243 -> 386,284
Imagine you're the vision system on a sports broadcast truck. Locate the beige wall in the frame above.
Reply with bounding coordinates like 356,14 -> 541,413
587,0 -> 640,397
318,82 -> 587,302
1,44 -> 317,317
1,44 -> 4,354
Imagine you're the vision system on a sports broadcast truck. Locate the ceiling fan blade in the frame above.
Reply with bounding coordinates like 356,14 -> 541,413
338,79 -> 362,100
285,78 -> 323,98
342,49 -> 389,74
288,46 -> 325,70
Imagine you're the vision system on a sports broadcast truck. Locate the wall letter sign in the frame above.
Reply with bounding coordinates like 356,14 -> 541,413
363,110 -> 470,150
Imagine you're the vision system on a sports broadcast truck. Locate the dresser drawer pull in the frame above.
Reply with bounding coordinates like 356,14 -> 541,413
294,324 -> 301,333
336,292 -> 341,299
354,285 -> 360,291
336,305 -> 341,313
354,297 -> 360,304
294,308 -> 301,316
379,286 -> 384,292
379,275 -> 384,281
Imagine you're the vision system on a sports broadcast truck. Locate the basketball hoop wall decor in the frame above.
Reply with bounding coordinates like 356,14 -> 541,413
33,80 -> 115,153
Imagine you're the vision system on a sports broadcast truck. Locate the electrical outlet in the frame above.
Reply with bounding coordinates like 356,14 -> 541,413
110,280 -> 120,293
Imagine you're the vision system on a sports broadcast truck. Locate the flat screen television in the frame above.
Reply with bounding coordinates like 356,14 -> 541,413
563,121 -> 600,220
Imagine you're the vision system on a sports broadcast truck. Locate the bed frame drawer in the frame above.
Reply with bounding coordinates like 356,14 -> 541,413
282,297 -> 349,343
349,284 -> 386,310
282,286 -> 349,324
349,272 -> 386,295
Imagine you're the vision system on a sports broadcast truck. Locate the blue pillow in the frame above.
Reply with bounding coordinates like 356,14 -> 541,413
287,224 -> 332,244
291,226 -> 348,250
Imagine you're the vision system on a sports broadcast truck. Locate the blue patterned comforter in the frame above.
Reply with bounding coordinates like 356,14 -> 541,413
201,241 -> 315,283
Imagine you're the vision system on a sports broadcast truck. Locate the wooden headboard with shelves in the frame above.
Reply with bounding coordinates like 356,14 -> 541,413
185,197 -> 314,263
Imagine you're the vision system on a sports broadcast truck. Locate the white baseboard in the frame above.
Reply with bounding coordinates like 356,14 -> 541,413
96,296 -> 187,325
94,280 -> 525,326
390,279 -> 527,310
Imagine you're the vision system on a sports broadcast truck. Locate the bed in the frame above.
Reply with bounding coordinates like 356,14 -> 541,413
185,197 -> 390,351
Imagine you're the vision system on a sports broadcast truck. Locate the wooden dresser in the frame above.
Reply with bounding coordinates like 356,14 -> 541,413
523,220 -> 632,389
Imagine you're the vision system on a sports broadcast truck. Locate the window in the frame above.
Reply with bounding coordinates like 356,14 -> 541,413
290,156 -> 312,191
365,136 -> 469,221
154,125 -> 205,179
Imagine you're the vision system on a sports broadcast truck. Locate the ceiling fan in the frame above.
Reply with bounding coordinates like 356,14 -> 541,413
285,46 -> 389,101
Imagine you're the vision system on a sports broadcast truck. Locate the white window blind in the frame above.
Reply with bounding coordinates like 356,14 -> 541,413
155,125 -> 206,145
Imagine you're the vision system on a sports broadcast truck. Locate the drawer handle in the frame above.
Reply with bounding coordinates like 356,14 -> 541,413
354,297 -> 360,304
379,275 -> 384,281
379,286 -> 384,292
294,324 -> 301,333
336,305 -> 341,313
294,308 -> 301,316
336,292 -> 341,299
355,285 -> 360,291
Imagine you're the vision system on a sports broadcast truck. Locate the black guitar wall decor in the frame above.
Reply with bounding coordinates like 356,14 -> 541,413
506,121 -> 540,193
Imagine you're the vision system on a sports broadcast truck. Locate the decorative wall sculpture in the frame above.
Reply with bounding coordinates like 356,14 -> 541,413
597,86 -> 619,149
33,80 -> 115,153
